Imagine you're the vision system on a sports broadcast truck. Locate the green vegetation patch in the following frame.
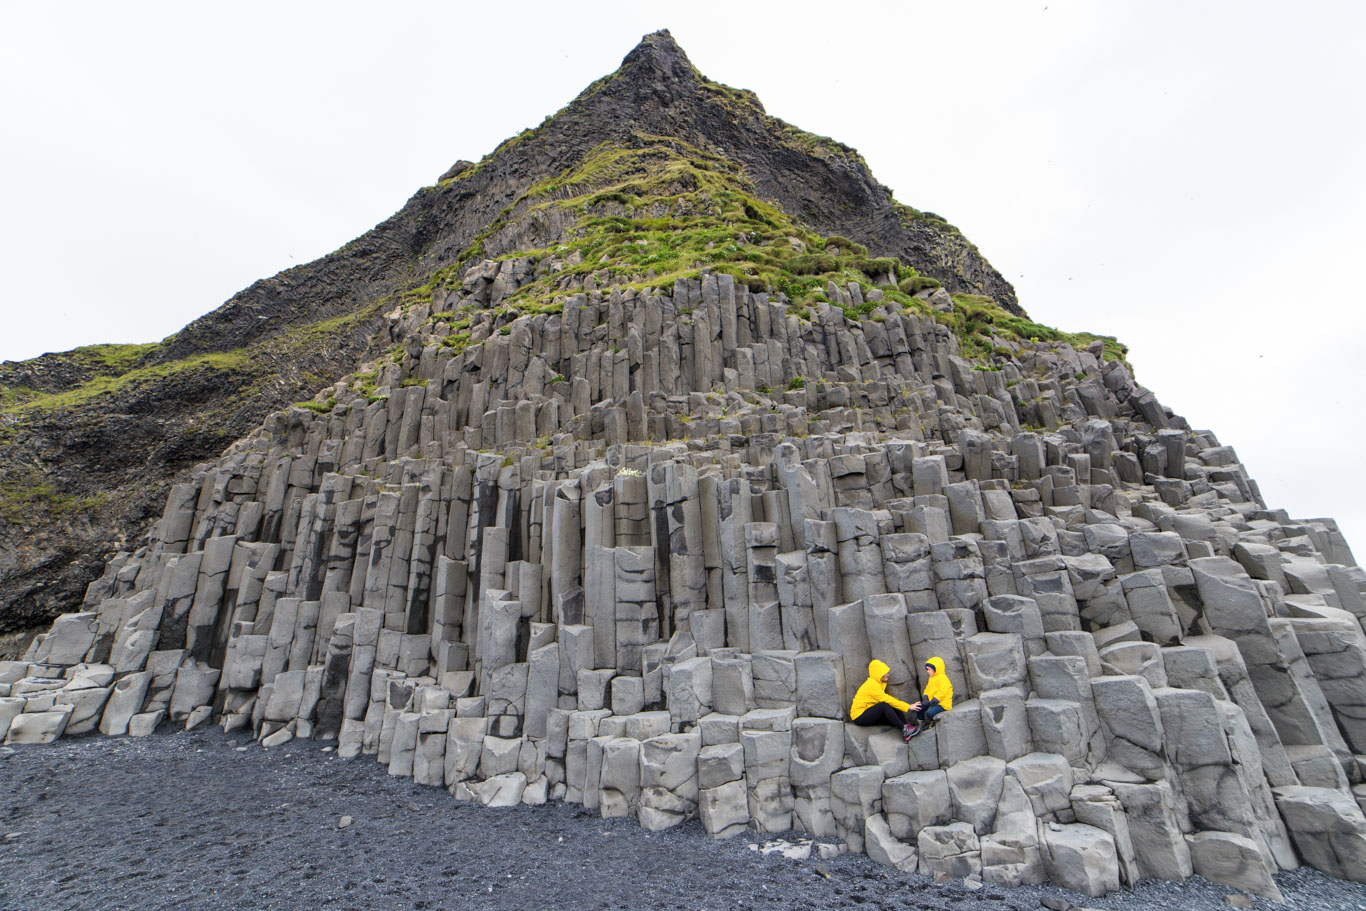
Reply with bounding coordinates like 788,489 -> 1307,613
407,133 -> 1132,370
948,293 -> 1129,365
1,349 -> 251,415
451,138 -> 940,325
294,397 -> 337,414
4,300 -> 390,419
0,342 -> 163,409
264,305 -> 386,359
401,95 -> 1136,378
0,384 -> 36,409
0,469 -> 109,524
64,342 -> 162,373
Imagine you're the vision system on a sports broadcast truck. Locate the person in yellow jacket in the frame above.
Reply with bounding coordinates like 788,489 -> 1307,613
850,659 -> 917,741
906,656 -> 954,739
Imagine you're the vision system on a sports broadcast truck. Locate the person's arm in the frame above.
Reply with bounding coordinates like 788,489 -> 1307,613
883,692 -> 912,712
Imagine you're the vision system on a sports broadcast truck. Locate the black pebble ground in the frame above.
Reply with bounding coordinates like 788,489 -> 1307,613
3,729 -> 1366,911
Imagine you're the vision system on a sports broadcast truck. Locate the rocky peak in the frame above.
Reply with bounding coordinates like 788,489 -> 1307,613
614,29 -> 699,99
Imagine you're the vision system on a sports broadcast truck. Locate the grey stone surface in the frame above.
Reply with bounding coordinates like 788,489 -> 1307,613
918,821 -> 981,878
831,765 -> 884,852
1274,785 -> 1366,883
864,812 -> 917,872
698,778 -> 749,838
980,775 -> 1045,887
946,755 -> 1006,835
794,650 -> 845,719
936,700 -> 988,765
1039,822 -> 1120,897
980,688 -> 1032,762
884,769 -> 951,840
5,707 -> 73,744
1187,830 -> 1284,900
789,717 -> 844,787
963,633 -> 1027,694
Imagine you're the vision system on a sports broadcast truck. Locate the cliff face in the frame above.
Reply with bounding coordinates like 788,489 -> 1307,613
0,31 -> 1015,640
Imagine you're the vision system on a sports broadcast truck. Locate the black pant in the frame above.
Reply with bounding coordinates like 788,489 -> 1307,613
853,702 -> 908,728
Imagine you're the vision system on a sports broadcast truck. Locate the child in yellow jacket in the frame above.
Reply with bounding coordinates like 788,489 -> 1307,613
906,656 -> 954,738
850,659 -> 917,741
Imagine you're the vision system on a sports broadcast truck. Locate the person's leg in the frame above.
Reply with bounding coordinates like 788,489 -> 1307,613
874,702 -> 909,728
906,696 -> 942,738
904,699 -> 925,738
854,702 -> 907,728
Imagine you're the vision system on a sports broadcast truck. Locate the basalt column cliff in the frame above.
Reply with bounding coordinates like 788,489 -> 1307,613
4,31 -> 1365,900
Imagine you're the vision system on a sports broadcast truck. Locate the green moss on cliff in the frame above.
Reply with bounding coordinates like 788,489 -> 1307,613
0,470 -> 110,525
421,131 -> 1122,374
406,135 -> 1126,370
1,350 -> 251,416
265,305 -> 386,358
3,302 -> 389,422
0,342 -> 165,410
0,385 -> 35,409
949,293 -> 1128,365
63,342 -> 163,373
455,140 -> 930,322
294,397 -> 337,414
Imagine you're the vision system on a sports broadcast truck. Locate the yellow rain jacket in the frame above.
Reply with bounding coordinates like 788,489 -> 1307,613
922,656 -> 954,711
850,659 -> 911,720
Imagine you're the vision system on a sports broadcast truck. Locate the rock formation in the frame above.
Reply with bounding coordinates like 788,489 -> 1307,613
0,28 -> 1010,640
5,30 -> 1366,900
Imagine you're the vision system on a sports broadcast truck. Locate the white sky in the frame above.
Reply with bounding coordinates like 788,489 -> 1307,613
2,1 -> 1364,555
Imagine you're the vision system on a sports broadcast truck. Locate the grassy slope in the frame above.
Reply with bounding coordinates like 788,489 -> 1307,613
417,135 -> 1125,368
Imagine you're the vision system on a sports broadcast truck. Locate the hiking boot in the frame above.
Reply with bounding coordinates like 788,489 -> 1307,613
903,723 -> 920,742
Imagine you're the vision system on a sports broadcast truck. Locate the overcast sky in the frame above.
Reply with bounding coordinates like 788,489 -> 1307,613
2,1 -> 1363,554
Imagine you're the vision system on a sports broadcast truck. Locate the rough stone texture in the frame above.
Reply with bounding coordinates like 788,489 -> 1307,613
918,822 -> 981,879
1274,786 -> 1366,883
1039,823 -> 1120,897
865,813 -> 918,872
884,770 -> 951,841
1187,830 -> 1285,901
5,707 -> 72,744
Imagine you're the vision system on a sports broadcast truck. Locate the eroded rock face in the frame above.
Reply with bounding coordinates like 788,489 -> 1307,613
8,29 -> 1366,902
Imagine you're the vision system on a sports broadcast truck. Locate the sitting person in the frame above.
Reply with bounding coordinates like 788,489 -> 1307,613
905,656 -> 954,738
850,659 -> 917,742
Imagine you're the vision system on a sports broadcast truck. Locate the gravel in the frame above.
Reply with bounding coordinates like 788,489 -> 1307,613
3,730 -> 1366,911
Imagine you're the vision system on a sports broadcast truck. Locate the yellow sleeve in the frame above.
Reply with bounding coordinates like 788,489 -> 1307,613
883,692 -> 912,712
